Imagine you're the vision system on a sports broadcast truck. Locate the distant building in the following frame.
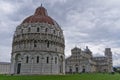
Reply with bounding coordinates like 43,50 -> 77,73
0,62 -> 10,74
11,5 -> 65,75
65,46 -> 113,73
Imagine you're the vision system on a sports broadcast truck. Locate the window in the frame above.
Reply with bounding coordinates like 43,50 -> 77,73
46,57 -> 49,63
34,40 -> 37,47
21,29 -> 23,33
36,56 -> 39,63
58,31 -> 60,36
47,41 -> 49,48
37,27 -> 40,32
45,28 -> 48,32
60,56 -> 63,61
26,56 -> 29,63
55,57 -> 57,64
55,48 -> 57,51
28,27 -> 31,32
53,30 -> 55,34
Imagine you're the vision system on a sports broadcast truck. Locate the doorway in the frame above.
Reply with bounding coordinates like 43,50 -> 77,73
60,56 -> 63,73
82,68 -> 85,73
17,63 -> 21,74
76,67 -> 78,73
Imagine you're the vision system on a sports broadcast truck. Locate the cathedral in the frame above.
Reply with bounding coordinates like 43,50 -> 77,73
65,46 -> 113,73
11,5 -> 65,75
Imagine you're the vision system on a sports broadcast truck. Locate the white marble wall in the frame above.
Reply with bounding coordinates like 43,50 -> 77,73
0,62 -> 10,74
12,21 -> 65,75
11,52 -> 65,74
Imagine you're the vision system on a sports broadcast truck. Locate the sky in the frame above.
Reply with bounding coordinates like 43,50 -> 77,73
0,0 -> 120,67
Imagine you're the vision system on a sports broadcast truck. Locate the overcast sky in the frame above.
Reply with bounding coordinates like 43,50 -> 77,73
0,0 -> 120,67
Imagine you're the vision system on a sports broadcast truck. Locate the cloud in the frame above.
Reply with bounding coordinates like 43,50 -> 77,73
112,52 -> 120,67
0,1 -> 16,15
0,45 -> 11,62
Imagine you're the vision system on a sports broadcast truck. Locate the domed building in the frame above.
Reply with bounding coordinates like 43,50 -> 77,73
11,5 -> 65,75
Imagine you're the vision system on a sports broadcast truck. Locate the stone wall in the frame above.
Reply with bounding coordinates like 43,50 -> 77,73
0,62 -> 11,74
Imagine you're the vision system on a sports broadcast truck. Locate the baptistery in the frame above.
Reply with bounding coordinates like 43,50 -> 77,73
11,5 -> 65,75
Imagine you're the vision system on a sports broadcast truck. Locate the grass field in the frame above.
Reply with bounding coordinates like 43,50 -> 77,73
0,73 -> 120,80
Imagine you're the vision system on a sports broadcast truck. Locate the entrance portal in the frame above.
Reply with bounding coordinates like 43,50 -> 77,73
60,56 -> 63,73
76,67 -> 78,73
82,68 -> 85,73
17,63 -> 21,74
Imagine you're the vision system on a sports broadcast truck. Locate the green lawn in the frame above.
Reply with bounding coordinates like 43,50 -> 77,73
0,73 -> 120,80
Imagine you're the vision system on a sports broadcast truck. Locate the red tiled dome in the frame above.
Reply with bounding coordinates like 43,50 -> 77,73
22,6 -> 55,25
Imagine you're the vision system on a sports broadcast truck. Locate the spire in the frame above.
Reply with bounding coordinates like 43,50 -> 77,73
84,46 -> 91,52
86,46 -> 88,49
41,4 -> 42,7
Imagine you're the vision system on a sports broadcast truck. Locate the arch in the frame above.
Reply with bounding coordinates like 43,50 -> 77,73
37,27 -> 40,32
44,54 -> 52,64
53,30 -> 56,34
59,55 -> 64,73
58,31 -> 61,36
75,67 -> 79,73
21,29 -> 23,33
36,56 -> 39,63
45,28 -> 48,32
34,40 -> 37,47
46,57 -> 49,63
28,27 -> 31,32
82,66 -> 85,73
15,54 -> 22,74
60,56 -> 63,61
55,57 -> 57,64
17,63 -> 21,74
47,41 -> 49,48
15,54 -> 21,61
26,56 -> 29,63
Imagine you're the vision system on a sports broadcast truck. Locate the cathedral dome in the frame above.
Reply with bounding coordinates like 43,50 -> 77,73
22,6 -> 55,25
